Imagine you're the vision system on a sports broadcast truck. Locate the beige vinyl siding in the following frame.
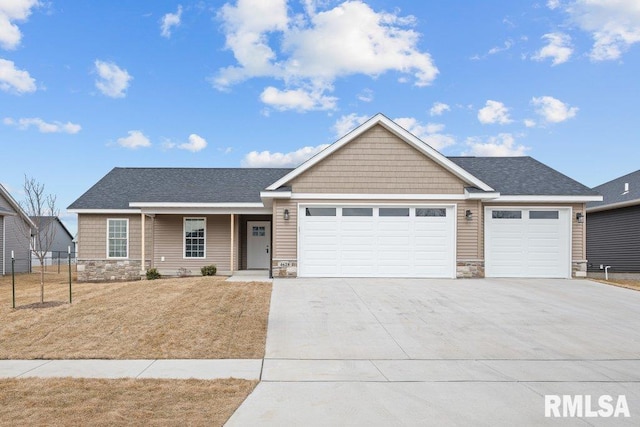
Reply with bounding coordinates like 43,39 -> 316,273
572,203 -> 586,260
457,200 -> 482,260
273,200 -> 298,261
152,215 -> 233,272
290,125 -> 466,194
78,214 -> 144,260
481,203 -> 585,261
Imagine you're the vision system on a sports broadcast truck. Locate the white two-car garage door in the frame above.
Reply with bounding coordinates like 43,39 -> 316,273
298,205 -> 456,278
485,207 -> 571,278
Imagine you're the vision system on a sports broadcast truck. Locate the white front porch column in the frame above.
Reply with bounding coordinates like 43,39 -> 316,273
140,212 -> 145,274
230,214 -> 235,273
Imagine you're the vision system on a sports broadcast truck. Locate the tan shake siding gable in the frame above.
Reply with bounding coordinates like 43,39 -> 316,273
290,125 -> 466,194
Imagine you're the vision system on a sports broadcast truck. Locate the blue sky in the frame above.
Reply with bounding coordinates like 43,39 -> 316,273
2,0 -> 639,235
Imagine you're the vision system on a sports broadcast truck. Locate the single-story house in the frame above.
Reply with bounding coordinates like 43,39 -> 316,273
586,170 -> 640,279
29,216 -> 76,265
1,184 -> 36,275
68,114 -> 601,281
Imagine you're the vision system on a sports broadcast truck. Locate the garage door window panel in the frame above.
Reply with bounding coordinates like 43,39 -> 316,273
379,208 -> 409,217
529,210 -> 559,219
416,208 -> 446,217
342,207 -> 373,216
306,207 -> 336,216
492,210 -> 522,219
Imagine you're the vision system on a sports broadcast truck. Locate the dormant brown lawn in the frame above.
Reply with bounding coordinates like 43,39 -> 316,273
0,377 -> 257,427
0,272 -> 271,359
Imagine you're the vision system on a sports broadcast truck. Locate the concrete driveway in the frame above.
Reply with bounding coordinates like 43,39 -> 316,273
228,278 -> 640,425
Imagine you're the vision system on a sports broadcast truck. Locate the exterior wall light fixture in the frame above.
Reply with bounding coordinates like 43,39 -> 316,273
576,212 -> 584,223
465,210 -> 472,221
284,209 -> 290,221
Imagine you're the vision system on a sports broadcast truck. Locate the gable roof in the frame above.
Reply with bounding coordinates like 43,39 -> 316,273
266,113 -> 494,192
29,216 -> 75,240
0,183 -> 37,228
68,168 -> 294,210
449,157 -> 599,196
587,169 -> 640,212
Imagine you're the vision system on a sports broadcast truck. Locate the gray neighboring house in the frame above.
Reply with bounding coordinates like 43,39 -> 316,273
0,184 -> 36,275
29,216 -> 76,265
68,114 -> 601,281
587,170 -> 640,279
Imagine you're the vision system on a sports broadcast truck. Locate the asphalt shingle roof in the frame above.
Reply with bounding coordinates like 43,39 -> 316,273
68,168 -> 294,210
587,169 -> 640,209
449,156 -> 598,196
69,158 -> 597,210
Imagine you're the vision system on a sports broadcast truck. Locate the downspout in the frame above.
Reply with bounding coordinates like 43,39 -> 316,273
605,265 -> 611,281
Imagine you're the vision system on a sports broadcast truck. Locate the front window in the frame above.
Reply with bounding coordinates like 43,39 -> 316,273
107,219 -> 128,258
184,218 -> 206,258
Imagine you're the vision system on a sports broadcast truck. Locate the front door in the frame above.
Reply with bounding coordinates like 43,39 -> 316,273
247,221 -> 271,269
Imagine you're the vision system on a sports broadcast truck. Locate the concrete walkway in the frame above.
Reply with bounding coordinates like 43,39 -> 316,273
0,359 -> 262,380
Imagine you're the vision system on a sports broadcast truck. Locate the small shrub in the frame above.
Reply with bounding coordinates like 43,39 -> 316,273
177,267 -> 191,277
201,265 -> 217,276
146,268 -> 161,280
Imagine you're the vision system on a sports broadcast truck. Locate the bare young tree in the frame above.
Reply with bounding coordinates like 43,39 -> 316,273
17,176 -> 59,304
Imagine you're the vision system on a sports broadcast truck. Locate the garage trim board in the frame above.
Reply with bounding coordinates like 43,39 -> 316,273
298,204 -> 457,278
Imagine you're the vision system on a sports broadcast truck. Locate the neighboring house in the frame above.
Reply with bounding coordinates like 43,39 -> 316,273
68,114 -> 601,282
586,170 -> 640,279
0,184 -> 36,275
29,216 -> 76,266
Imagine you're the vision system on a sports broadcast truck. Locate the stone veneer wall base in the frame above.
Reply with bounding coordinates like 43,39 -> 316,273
77,259 -> 143,282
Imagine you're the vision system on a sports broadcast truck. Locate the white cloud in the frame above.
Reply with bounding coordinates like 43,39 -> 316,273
547,0 -> 561,10
488,39 -> 514,55
464,133 -> 529,156
533,32 -> 573,65
215,0 -> 438,111
524,119 -> 536,128
260,86 -> 337,111
531,96 -> 578,123
429,102 -> 450,116
565,0 -> 640,61
94,60 -> 132,98
116,130 -> 151,149
394,117 -> 455,150
333,113 -> 369,137
0,58 -> 36,93
179,134 -> 207,152
477,100 -> 512,125
4,117 -> 81,133
357,88 -> 373,102
160,5 -> 183,38
0,0 -> 39,50
242,144 -> 330,167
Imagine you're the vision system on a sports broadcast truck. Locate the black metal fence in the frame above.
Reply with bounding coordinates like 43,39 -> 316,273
31,251 -> 77,274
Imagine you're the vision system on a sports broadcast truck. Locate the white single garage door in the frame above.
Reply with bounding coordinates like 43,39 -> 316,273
485,207 -> 571,278
298,205 -> 456,278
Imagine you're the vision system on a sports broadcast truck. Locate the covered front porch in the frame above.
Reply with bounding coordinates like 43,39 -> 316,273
137,209 -> 273,278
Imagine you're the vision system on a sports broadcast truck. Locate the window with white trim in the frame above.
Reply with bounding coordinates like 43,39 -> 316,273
184,218 -> 206,258
107,219 -> 128,258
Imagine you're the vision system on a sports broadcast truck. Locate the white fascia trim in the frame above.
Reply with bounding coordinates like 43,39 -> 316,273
265,114 -> 494,192
67,209 -> 140,214
292,193 -> 467,200
0,184 -> 36,229
464,189 -> 501,200
260,191 -> 292,199
586,199 -> 640,213
490,195 -> 603,203
139,207 -> 272,215
129,202 -> 265,208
